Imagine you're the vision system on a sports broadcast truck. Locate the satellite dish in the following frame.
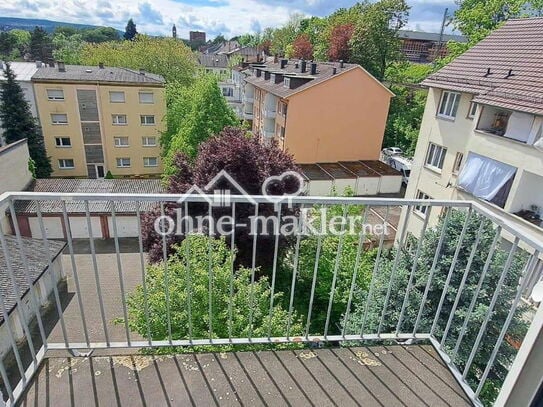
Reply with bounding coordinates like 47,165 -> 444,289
532,281 -> 543,303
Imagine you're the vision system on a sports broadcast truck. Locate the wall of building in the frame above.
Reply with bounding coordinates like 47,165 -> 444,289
33,82 -> 165,178
283,68 -> 392,163
0,140 -> 33,233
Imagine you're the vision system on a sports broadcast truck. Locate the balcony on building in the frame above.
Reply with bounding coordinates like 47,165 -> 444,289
508,170 -> 543,229
0,191 -> 542,407
475,105 -> 543,146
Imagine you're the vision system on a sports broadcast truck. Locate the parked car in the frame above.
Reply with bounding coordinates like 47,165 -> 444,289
382,147 -> 403,157
388,156 -> 412,185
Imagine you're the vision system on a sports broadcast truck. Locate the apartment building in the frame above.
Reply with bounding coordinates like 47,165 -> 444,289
403,18 -> 543,243
243,59 -> 393,163
31,63 -> 165,178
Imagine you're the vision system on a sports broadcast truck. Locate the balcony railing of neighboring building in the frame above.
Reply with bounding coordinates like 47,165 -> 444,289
263,109 -> 277,119
0,192 -> 542,406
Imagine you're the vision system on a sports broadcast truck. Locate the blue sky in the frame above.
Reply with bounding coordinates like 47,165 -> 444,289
0,0 -> 461,39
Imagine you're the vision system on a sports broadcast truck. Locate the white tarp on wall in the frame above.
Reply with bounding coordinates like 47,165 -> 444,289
504,111 -> 535,143
458,153 -> 517,200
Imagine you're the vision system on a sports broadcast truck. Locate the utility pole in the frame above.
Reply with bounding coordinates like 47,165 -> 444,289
434,8 -> 449,64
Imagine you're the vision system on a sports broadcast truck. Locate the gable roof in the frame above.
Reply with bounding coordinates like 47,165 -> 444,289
398,30 -> 467,43
197,53 -> 229,69
15,178 -> 165,214
32,65 -> 165,85
422,18 -> 543,115
0,235 -> 65,323
245,60 -> 393,99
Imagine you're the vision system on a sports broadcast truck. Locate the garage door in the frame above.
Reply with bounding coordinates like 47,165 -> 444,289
107,215 -> 140,237
69,216 -> 103,239
29,216 -> 64,239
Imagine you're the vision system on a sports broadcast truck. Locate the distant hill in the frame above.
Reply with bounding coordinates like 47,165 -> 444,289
0,16 -> 121,34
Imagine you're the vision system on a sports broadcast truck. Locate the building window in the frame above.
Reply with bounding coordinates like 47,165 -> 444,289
139,92 -> 154,104
437,91 -> 460,119
140,115 -> 155,125
116,157 -> 131,168
284,77 -> 291,88
222,87 -> 233,97
467,101 -> 477,119
114,137 -> 129,147
142,136 -> 157,147
143,157 -> 158,167
414,191 -> 432,216
109,91 -> 125,103
58,159 -> 74,169
47,89 -> 64,101
279,101 -> 288,116
425,143 -> 447,171
112,114 -> 127,125
55,137 -> 71,147
452,152 -> 464,174
51,114 -> 68,124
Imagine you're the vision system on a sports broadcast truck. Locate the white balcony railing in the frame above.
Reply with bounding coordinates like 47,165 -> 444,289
0,191 -> 542,406
263,109 -> 277,119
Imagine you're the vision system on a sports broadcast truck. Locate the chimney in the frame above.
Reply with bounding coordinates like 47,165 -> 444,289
98,62 -> 104,69
280,59 -> 287,69
49,61 -> 55,68
35,60 -> 42,68
300,59 -> 306,73
339,60 -> 344,69
57,61 -> 65,72
310,62 -> 317,75
139,68 -> 145,75
332,67 -> 337,75
273,54 -> 278,63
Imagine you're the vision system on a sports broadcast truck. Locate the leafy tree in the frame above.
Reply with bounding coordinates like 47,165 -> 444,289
124,18 -> 138,41
52,33 -> 84,64
0,32 -> 16,58
82,27 -> 120,43
292,34 -> 313,60
344,210 -> 529,405
79,35 -> 197,84
328,24 -> 355,61
0,63 -> 51,177
9,30 -> 31,57
29,26 -> 52,61
126,234 -> 304,343
350,0 -> 409,81
164,75 -> 237,161
143,126 -> 299,268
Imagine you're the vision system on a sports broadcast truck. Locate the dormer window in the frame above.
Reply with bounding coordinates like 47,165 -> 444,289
284,77 -> 291,88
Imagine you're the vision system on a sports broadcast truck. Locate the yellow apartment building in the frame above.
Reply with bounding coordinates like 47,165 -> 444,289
243,59 -> 394,163
32,63 -> 165,178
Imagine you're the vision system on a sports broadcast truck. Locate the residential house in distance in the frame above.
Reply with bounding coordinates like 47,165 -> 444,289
243,59 -> 394,163
402,18 -> 543,251
0,62 -> 40,146
31,63 -> 166,178
398,30 -> 467,63
197,53 -> 242,117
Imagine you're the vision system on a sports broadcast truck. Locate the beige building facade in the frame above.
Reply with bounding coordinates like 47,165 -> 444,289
32,64 -> 165,178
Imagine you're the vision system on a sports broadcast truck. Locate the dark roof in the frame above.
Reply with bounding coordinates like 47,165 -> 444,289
15,179 -> 165,214
32,65 -> 165,85
298,164 -> 333,181
422,18 -> 543,115
361,160 -> 402,176
339,161 -> 379,178
317,163 -> 356,179
398,30 -> 467,43
197,53 -> 229,69
245,60 -> 392,99
0,235 -> 65,323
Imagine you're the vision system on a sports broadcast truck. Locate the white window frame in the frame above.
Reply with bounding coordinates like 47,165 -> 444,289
138,92 -> 154,104
112,114 -> 127,125
284,77 -> 291,88
58,159 -> 74,169
467,101 -> 478,119
47,89 -> 64,101
54,137 -> 71,147
114,137 -> 129,147
51,114 -> 68,125
109,91 -> 126,103
437,91 -> 461,120
116,157 -> 131,168
414,191 -> 432,217
222,87 -> 233,97
142,136 -> 157,147
143,157 -> 158,167
425,143 -> 447,172
140,115 -> 155,126
452,152 -> 464,174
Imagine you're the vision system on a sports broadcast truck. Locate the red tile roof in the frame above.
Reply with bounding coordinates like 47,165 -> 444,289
422,18 -> 543,115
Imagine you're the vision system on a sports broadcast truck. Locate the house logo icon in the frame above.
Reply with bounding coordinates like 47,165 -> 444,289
177,170 -> 257,207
